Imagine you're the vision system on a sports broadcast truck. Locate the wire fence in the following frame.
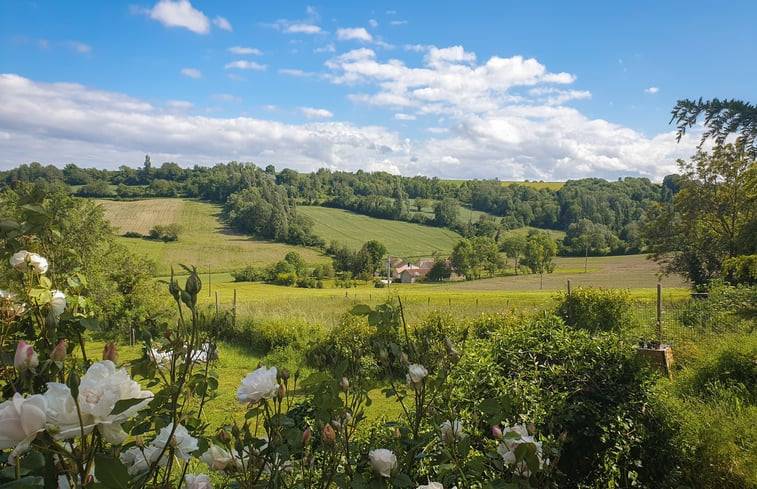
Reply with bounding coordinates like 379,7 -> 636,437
627,299 -> 715,345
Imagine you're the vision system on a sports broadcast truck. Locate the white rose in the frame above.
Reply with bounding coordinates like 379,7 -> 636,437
184,473 -> 212,489
497,423 -> 545,477
77,360 -> 153,444
418,482 -> 444,489
151,423 -> 198,462
440,419 -> 464,442
406,363 -> 428,390
10,251 -> 29,272
49,290 -> 66,318
237,366 -> 279,403
0,393 -> 47,464
368,448 -> 397,477
44,382 -> 95,439
27,253 -> 48,274
10,251 -> 48,274
121,445 -> 159,475
200,445 -> 240,471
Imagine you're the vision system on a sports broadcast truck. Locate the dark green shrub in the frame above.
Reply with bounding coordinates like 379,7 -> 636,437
467,310 -> 526,339
305,313 -> 384,377
554,286 -> 632,333
454,314 -> 678,487
723,254 -> 757,285
231,265 -> 265,282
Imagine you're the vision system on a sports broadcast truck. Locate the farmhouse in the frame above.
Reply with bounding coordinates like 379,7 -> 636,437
400,267 -> 430,283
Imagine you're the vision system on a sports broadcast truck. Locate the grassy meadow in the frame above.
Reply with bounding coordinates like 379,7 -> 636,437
297,205 -> 462,258
96,197 -> 689,325
97,199 -> 329,275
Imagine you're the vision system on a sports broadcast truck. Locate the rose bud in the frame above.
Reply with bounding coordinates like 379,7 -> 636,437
322,424 -> 335,445
103,341 -> 118,363
340,377 -> 349,391
301,427 -> 312,445
492,425 -> 503,439
51,340 -> 67,362
14,341 -> 39,372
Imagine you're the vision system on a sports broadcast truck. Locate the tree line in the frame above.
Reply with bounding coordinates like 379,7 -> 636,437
1,158 -> 677,256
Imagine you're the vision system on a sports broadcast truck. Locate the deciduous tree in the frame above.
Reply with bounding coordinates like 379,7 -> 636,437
644,144 -> 756,285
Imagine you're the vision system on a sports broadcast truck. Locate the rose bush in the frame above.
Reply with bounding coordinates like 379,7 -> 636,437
0,248 -> 560,489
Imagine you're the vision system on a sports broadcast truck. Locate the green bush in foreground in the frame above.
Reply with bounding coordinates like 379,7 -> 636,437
456,314 -> 679,488
554,286 -> 632,333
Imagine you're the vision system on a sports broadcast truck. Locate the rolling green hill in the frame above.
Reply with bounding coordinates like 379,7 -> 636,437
97,199 -> 329,274
297,205 -> 462,259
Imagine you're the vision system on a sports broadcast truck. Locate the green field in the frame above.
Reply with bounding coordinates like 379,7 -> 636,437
501,180 -> 564,190
97,199 -> 329,275
297,205 -> 462,258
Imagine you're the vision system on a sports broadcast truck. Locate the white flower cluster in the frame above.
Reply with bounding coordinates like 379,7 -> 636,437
0,360 -> 153,464
120,423 -> 198,475
496,423 -> 547,477
6,251 -> 65,318
10,250 -> 48,274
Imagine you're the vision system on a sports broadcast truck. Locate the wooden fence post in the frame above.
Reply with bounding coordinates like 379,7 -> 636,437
657,283 -> 662,340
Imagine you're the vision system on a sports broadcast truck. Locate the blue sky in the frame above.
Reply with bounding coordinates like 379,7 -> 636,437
1,1 -> 755,181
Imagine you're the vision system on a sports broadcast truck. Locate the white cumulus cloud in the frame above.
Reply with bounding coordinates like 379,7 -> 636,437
149,0 -> 210,34
180,68 -> 202,78
337,27 -> 373,42
645,86 -> 660,94
213,16 -> 232,31
228,46 -> 262,55
225,61 -> 267,71
301,107 -> 334,119
0,73 -> 700,181
285,24 -> 323,34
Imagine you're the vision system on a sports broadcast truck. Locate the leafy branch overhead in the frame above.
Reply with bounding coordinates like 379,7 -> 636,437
671,98 -> 757,154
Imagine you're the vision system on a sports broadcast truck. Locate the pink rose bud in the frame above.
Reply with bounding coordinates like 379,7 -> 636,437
14,341 -> 39,371
278,383 -> 286,397
322,424 -> 335,445
51,340 -> 67,362
302,427 -> 312,445
219,428 -> 231,444
102,341 -> 118,363
492,425 -> 503,439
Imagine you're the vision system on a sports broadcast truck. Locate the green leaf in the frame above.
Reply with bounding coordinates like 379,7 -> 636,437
0,477 -> 44,489
514,442 -> 536,462
111,397 -> 147,416
390,473 -> 414,488
301,371 -> 331,387
350,304 -> 372,316
80,317 -> 101,331
94,455 -> 129,489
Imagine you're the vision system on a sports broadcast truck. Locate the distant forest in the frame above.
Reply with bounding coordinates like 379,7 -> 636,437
1,158 -> 682,256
